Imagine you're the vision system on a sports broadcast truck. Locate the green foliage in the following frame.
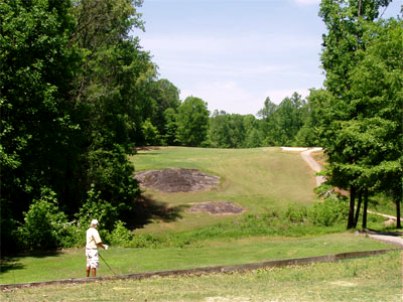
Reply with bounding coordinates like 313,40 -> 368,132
17,188 -> 71,251
0,0 -> 82,239
285,204 -> 309,224
147,79 -> 181,142
257,93 -> 307,146
75,186 -> 118,232
316,0 -> 401,228
208,111 -> 263,148
176,97 -> 210,146
86,146 -> 140,226
310,198 -> 348,227
107,220 -> 134,247
163,108 -> 179,145
142,119 -> 162,146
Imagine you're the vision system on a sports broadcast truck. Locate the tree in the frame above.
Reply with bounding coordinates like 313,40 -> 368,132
208,111 -> 232,148
0,0 -> 160,253
243,114 -> 263,148
347,19 -> 403,228
176,96 -> 209,147
318,0 -> 398,229
295,89 -> 332,147
258,93 -> 307,146
0,0 -> 82,245
148,79 -> 181,143
71,0 -> 156,225
163,108 -> 179,145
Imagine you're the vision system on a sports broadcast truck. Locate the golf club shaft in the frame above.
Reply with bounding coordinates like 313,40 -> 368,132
99,253 -> 117,276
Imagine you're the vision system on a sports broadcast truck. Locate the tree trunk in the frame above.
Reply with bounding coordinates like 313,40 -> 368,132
396,199 -> 401,229
362,190 -> 368,229
347,186 -> 356,229
354,191 -> 362,228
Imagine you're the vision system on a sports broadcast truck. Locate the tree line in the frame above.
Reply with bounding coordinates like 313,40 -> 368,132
1,0 -> 401,254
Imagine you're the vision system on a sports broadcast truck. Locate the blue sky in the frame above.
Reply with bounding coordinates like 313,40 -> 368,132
135,0 -> 401,115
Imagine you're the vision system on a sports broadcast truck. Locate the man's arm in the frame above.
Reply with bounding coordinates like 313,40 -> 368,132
96,242 -> 108,250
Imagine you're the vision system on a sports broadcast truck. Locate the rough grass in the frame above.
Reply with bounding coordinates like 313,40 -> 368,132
130,147 -> 316,234
2,251 -> 401,302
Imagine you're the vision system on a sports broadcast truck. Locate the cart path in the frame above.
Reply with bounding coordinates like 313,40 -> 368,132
300,147 -> 326,186
282,147 -> 403,247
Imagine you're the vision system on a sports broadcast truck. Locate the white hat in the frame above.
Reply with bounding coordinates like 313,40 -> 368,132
90,219 -> 99,226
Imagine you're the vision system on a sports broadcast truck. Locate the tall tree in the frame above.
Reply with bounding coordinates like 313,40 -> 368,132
348,19 -> 403,228
148,79 -> 181,144
258,93 -> 307,146
70,0 -> 156,223
0,0 -> 81,252
176,96 -> 209,147
319,0 -> 396,229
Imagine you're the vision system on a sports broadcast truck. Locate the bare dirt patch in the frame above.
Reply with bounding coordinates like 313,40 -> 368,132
135,168 -> 220,193
188,201 -> 244,215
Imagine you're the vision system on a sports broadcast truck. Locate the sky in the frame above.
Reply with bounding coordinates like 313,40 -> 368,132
135,0 -> 402,115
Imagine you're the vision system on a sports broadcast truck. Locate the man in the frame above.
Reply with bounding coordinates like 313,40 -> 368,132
86,219 -> 108,277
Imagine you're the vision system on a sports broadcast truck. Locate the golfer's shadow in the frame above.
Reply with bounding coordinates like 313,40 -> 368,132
130,195 -> 187,228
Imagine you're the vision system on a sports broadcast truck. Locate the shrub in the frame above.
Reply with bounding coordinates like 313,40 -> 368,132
285,204 -> 308,224
131,233 -> 164,248
310,198 -> 347,227
108,220 -> 134,247
75,185 -> 118,232
17,188 -> 71,250
86,146 -> 140,227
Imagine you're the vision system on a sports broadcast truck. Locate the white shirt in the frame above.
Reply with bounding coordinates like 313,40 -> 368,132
86,227 -> 102,249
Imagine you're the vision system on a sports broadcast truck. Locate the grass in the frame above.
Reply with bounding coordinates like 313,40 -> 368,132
2,146 -> 400,300
2,251 -> 401,302
130,147 -> 316,234
0,233 -> 394,285
131,147 -> 316,207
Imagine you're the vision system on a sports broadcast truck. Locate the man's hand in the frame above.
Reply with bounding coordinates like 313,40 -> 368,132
104,244 -> 109,250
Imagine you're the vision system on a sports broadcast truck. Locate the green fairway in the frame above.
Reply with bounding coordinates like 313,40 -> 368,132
2,251 -> 401,302
130,147 -> 316,233
1,146 -> 399,293
0,233 -> 393,285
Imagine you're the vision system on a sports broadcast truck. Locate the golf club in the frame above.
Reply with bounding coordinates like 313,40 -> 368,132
99,252 -> 118,276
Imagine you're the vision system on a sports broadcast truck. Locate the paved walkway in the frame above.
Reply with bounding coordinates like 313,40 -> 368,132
366,233 -> 403,247
300,148 -> 326,186
282,147 -> 403,247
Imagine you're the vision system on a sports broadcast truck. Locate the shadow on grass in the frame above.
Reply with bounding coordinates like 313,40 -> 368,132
1,250 -> 62,275
0,258 -> 25,274
130,195 -> 187,229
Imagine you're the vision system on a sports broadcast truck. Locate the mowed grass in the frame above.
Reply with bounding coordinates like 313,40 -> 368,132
130,147 -> 316,233
0,233 -> 393,284
2,251 -> 401,302
1,146 -> 399,292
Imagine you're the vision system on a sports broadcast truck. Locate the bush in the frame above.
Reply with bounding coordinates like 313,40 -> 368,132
130,233 -> 165,248
285,204 -> 308,224
310,198 -> 347,227
86,146 -> 140,227
17,188 -> 71,251
75,185 -> 118,232
107,220 -> 134,247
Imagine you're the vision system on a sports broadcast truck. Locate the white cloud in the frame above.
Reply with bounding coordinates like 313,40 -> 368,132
181,81 -> 265,115
294,0 -> 321,5
264,88 -> 310,104
141,32 -> 321,58
180,83 -> 313,116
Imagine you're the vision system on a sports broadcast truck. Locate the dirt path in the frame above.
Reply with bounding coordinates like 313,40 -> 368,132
300,148 -> 326,186
290,147 -> 403,247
